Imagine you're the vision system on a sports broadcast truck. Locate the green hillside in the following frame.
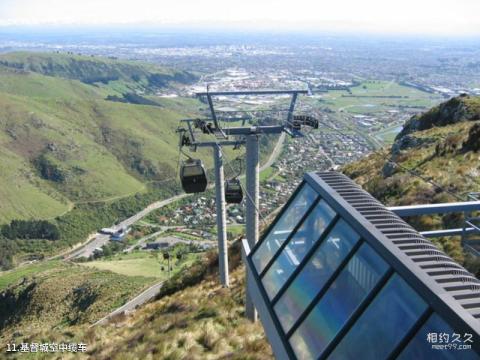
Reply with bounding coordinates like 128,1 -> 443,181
0,52 -> 201,224
0,51 -> 196,93
343,94 -> 480,268
0,51 -> 214,270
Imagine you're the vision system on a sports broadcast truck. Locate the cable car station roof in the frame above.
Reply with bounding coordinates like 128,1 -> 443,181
243,171 -> 480,359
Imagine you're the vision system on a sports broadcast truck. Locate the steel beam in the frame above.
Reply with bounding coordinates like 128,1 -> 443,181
466,221 -> 480,232
388,201 -> 480,217
214,145 -> 229,287
181,121 -> 285,136
193,141 -> 245,147
287,92 -> 298,124
206,94 -> 219,129
245,134 -> 259,322
223,126 -> 285,136
197,90 -> 308,96
181,118 -> 250,128
186,121 -> 196,143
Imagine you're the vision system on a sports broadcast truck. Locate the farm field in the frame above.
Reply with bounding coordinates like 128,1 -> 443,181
319,80 -> 442,113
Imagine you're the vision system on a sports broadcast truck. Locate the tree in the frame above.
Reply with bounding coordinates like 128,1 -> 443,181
1,220 -> 60,240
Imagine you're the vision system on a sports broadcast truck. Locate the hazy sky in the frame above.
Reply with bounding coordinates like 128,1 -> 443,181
0,0 -> 479,35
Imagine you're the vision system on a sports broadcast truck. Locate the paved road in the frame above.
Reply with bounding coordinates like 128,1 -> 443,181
307,133 -> 336,168
65,194 -> 190,259
261,132 -> 285,172
92,280 -> 165,326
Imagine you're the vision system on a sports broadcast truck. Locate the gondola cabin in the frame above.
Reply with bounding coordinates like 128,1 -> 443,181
225,179 -> 243,204
180,159 -> 208,193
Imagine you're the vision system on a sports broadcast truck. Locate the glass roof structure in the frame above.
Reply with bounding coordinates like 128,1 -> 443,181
243,171 -> 480,360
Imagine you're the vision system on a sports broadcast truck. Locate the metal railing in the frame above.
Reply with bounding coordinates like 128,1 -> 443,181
462,192 -> 480,256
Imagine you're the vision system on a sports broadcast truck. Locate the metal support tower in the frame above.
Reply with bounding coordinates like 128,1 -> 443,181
180,89 -> 311,322
178,135 -> 246,288
245,134 -> 260,321
214,144 -> 229,287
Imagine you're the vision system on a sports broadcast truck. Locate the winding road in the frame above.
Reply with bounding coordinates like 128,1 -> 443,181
65,194 -> 190,260
261,132 -> 285,172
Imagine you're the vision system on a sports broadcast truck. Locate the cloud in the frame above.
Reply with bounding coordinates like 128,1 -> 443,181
0,0 -> 479,35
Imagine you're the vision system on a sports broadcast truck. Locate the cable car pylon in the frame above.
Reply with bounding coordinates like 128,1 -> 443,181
178,89 -> 318,322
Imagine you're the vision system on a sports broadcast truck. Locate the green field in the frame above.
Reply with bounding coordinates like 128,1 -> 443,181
80,250 -> 199,279
260,166 -> 276,182
0,260 -> 61,290
227,224 -> 245,237
318,80 -> 442,113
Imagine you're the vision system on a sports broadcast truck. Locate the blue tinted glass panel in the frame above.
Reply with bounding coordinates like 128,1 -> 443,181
289,243 -> 389,360
329,274 -> 428,360
398,313 -> 478,360
274,219 -> 360,332
262,200 -> 336,299
252,184 -> 317,273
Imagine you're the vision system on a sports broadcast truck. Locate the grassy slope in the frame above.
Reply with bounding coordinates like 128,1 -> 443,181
0,261 -> 154,343
0,242 -> 272,360
343,95 -> 480,264
79,250 -> 199,279
0,52 -> 190,91
0,53 -> 200,223
89,267 -> 271,360
90,243 -> 271,360
0,260 -> 61,291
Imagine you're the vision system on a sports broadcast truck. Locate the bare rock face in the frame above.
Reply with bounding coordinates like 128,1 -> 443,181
382,95 -> 480,179
382,161 -> 397,178
396,95 -> 479,140
391,135 -> 422,155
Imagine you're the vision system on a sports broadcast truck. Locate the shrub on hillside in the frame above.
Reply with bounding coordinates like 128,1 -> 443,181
0,237 -> 17,270
463,123 -> 480,152
33,154 -> 65,183
156,240 -> 243,300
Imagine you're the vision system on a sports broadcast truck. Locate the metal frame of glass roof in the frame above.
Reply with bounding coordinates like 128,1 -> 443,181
242,171 -> 480,359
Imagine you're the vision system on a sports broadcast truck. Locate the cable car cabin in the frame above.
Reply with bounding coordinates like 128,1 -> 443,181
180,159 -> 208,193
225,179 -> 243,204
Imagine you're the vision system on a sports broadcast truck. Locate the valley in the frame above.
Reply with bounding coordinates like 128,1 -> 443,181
0,34 -> 479,358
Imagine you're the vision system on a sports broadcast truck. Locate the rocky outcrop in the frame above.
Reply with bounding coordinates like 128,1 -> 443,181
463,123 -> 480,152
396,95 -> 480,139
